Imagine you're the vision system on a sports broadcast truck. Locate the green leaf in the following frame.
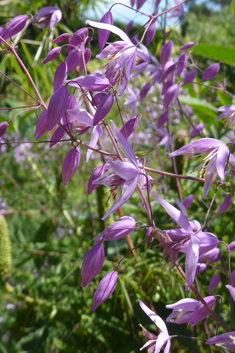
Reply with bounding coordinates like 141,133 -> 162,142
193,43 -> 235,66
230,0 -> 235,18
178,95 -> 217,125
135,149 -> 152,157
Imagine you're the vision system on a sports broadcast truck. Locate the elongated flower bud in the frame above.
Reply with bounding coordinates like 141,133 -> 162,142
146,21 -> 156,46
66,48 -> 82,73
66,28 -> 88,52
47,86 -> 69,131
179,41 -> 195,51
190,296 -> 216,327
93,93 -> 114,126
137,0 -> 147,10
201,63 -> 220,81
0,122 -> 9,138
195,263 -> 207,277
160,40 -> 173,68
199,248 -> 220,264
120,116 -> 138,138
79,48 -> 91,72
218,193 -> 232,215
99,11 -> 113,50
1,15 -> 28,42
88,165 -> 105,194
177,52 -> 186,76
53,33 -> 70,43
231,270 -> 235,286
209,274 -> 220,294
81,243 -> 105,287
182,69 -> 197,86
50,126 -> 65,148
92,271 -> 118,311
34,110 -> 48,139
183,194 -> 194,210
53,62 -> 68,92
42,47 -> 62,64
157,111 -> 168,128
93,217 -> 136,243
163,84 -> 179,110
62,147 -> 81,185
125,20 -> 134,33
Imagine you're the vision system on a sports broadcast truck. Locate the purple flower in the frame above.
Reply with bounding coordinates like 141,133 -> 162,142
0,122 -> 9,138
93,216 -> 136,243
93,93 -> 114,126
86,20 -> 137,95
62,147 -> 81,185
81,243 -> 105,287
218,193 -> 233,215
202,63 -> 220,81
33,6 -> 62,30
86,125 -> 102,162
166,296 -> 216,327
154,193 -> 218,290
92,121 -> 140,220
53,62 -> 68,91
199,248 -> 221,264
42,47 -> 62,64
168,0 -> 184,18
137,299 -> 171,353
207,332 -> 235,351
177,52 -> 187,76
98,11 -> 113,50
67,72 -> 110,92
209,274 -> 220,294
120,116 -> 139,138
47,86 -> 69,131
146,21 -> 156,46
50,126 -> 65,148
34,110 -> 48,139
179,41 -> 195,51
226,284 -> 235,302
182,69 -> 197,86
0,15 -> 28,44
160,41 -> 173,68
92,271 -> 118,311
189,123 -> 205,140
169,138 -> 230,196
215,104 -> 235,129
163,84 -> 179,111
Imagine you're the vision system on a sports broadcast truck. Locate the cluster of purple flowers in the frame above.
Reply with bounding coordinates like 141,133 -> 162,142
1,0 -> 235,351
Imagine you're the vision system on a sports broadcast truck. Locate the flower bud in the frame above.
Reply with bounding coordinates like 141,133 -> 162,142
34,110 -> 48,139
125,20 -> 134,33
183,194 -> 194,210
160,40 -> 173,68
33,6 -> 62,30
47,85 -> 69,131
209,274 -> 220,294
53,33 -> 70,43
66,28 -> 88,52
177,52 -> 187,76
0,122 -> 9,138
189,123 -> 205,140
93,93 -> 114,126
201,63 -> 220,81
225,285 -> 235,302
190,296 -> 216,327
120,116 -> 138,138
99,11 -> 113,50
163,84 -> 179,110
231,270 -> 235,286
218,193 -> 232,215
66,48 -> 82,73
42,47 -> 62,64
199,248 -> 220,264
62,147 -> 81,185
88,165 -> 105,194
229,241 -> 235,251
1,15 -> 28,42
53,62 -> 68,92
81,243 -> 105,287
50,126 -> 65,148
93,217 -> 136,243
137,0 -> 147,10
182,69 -> 197,86
195,263 -> 207,277
146,21 -> 156,46
179,41 -> 195,51
92,271 -> 118,311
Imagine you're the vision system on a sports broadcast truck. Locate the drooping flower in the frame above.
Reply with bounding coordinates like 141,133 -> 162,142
209,274 -> 220,294
201,63 -> 220,81
86,20 -> 137,95
169,138 -> 230,196
168,0 -> 184,18
215,105 -> 235,129
92,120 -> 140,220
207,332 -> 235,351
218,193 -> 233,215
0,15 -> 28,44
33,6 -> 62,30
0,122 -> 9,138
154,193 -> 218,290
137,299 -> 171,353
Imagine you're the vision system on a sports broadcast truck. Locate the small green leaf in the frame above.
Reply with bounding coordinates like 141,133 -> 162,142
230,0 -> 235,18
136,149 -> 153,157
193,43 -> 235,66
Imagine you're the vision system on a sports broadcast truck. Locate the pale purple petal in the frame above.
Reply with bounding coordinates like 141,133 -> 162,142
179,41 -> 195,51
218,193 -> 233,215
183,194 -> 194,210
202,63 -> 220,81
111,120 -> 139,169
102,176 -> 138,220
216,144 -> 228,181
166,298 -> 198,311
160,41 -> 173,68
88,165 -> 106,194
226,284 -> 235,302
190,296 -> 216,326
99,11 -> 113,50
85,20 -> 131,43
86,125 -> 102,162
185,234 -> 200,291
94,217 -> 136,242
93,93 -> 114,126
207,331 -> 235,350
137,299 -> 168,334
50,126 -> 65,148
153,192 -> 192,232
169,138 -> 224,156
1,15 -> 28,41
